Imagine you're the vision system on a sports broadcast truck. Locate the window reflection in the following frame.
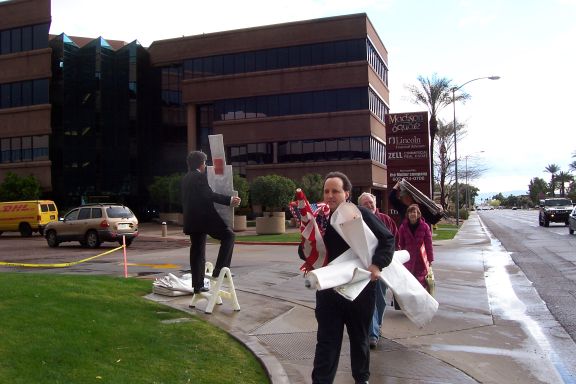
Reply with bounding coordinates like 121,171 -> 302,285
229,136 -> 380,171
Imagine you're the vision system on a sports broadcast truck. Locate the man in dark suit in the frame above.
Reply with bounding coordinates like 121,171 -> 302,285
181,151 -> 241,294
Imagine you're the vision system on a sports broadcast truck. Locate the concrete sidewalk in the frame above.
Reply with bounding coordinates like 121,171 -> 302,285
145,213 -> 576,383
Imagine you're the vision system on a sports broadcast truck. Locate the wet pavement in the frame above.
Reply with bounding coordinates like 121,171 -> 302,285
4,213 -> 575,383
142,213 -> 576,384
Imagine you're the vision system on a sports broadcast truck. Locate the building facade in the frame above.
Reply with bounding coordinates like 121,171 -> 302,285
0,0 -> 52,191
1,0 -> 391,211
148,13 -> 390,202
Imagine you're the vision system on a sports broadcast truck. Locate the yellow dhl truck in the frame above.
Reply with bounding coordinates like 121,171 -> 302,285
0,200 -> 58,237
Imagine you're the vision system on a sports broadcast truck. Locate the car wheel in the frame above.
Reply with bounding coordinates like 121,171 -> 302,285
46,230 -> 59,248
570,228 -> 574,235
19,223 -> 33,237
544,217 -> 550,227
85,230 -> 101,248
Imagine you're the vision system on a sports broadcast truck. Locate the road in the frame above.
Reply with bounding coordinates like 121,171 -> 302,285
477,208 -> 576,344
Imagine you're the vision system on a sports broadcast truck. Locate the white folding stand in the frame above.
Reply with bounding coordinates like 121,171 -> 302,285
189,262 -> 241,314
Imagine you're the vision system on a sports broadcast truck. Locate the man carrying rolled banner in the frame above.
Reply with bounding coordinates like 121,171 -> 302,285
294,171 -> 395,384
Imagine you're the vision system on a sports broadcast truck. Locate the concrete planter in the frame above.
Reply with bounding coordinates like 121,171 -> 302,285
233,215 -> 247,232
255,212 -> 285,234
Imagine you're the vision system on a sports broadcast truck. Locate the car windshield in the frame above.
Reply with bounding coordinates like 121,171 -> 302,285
545,199 -> 572,207
106,206 -> 134,218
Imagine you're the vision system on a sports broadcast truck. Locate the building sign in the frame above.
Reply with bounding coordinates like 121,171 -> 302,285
385,111 -> 431,221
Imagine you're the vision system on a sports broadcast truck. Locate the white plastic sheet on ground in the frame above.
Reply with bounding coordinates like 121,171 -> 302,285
305,202 -> 439,328
152,273 -> 210,296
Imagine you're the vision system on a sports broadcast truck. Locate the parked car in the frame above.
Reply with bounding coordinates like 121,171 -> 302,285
538,198 -> 572,227
44,204 -> 138,248
569,206 -> 576,235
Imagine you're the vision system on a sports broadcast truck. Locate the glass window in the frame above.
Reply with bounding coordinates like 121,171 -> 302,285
267,95 -> 279,117
277,47 -> 289,68
64,209 -> 79,221
11,137 -> 21,162
255,95 -> 267,118
11,83 -> 22,108
1,30 -> 10,54
278,94 -> 290,115
222,54 -> 234,75
22,26 -> 33,51
326,139 -> 338,160
1,138 -> 10,163
107,206 -> 135,218
266,48 -> 279,70
33,79 -> 49,104
245,97 -> 256,118
22,136 -> 32,161
234,52 -> 246,73
245,51 -> 255,72
288,46 -> 300,67
22,81 -> 32,105
78,208 -> 91,220
300,44 -> 312,66
213,55 -> 223,76
310,43 -> 322,65
203,56 -> 215,77
234,99 -> 245,119
11,28 -> 21,53
0,83 -> 10,108
33,135 -> 49,160
91,208 -> 103,218
32,23 -> 49,50
255,50 -> 266,71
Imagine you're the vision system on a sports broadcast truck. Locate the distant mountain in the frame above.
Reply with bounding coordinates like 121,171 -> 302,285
477,190 -> 528,202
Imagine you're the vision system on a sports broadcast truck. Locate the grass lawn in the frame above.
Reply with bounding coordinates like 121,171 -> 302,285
0,273 -> 268,384
230,225 -> 458,243
235,231 -> 301,243
433,223 -> 458,240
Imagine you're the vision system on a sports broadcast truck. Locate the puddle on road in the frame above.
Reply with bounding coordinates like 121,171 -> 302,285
480,219 -> 575,384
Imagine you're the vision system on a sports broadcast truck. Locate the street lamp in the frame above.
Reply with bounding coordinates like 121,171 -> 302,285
464,151 -> 485,210
452,76 -> 500,226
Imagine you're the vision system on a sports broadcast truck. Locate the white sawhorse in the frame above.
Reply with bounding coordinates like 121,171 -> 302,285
189,262 -> 240,314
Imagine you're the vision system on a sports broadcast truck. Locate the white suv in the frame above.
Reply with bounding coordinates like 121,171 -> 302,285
45,204 -> 139,248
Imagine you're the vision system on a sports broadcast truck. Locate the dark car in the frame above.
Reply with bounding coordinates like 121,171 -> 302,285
569,206 -> 576,235
538,198 -> 573,227
45,204 -> 139,248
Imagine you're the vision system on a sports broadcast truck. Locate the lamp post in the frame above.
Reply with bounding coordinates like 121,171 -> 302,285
464,151 -> 485,210
452,76 -> 500,226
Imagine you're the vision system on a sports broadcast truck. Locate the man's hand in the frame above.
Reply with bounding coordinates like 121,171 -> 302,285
368,264 -> 381,281
231,196 -> 241,207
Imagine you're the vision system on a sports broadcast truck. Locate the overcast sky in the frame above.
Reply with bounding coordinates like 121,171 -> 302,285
48,0 -> 576,196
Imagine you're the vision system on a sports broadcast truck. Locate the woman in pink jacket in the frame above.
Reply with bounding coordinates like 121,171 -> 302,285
398,204 -> 433,289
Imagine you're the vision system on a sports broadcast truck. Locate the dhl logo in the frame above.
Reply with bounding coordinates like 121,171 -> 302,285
0,204 -> 31,212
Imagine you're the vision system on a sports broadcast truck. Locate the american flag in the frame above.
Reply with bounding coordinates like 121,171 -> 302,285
289,189 -> 330,273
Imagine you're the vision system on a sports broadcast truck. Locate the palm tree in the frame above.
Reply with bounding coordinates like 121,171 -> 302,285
544,163 -> 560,197
569,160 -> 576,173
405,74 -> 470,194
555,171 -> 574,197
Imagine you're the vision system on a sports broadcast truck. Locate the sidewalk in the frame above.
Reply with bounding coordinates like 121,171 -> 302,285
144,213 -> 576,383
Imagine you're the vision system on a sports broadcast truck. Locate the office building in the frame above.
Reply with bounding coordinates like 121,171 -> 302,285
1,0 -> 391,209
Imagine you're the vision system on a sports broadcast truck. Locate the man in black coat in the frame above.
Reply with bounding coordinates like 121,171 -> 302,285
181,151 -> 241,293
311,171 -> 395,384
